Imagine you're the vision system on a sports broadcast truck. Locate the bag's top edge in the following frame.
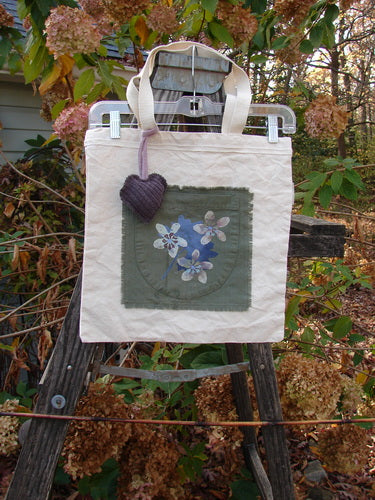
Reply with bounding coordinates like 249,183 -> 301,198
84,127 -> 292,154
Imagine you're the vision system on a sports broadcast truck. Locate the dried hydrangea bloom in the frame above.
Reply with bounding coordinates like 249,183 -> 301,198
304,95 -> 348,139
216,1 -> 258,46
40,81 -> 71,122
53,102 -> 91,148
79,0 -> 117,35
0,399 -> 20,455
62,383 -> 134,479
277,352 -> 344,421
22,14 -> 32,30
317,424 -> 371,473
274,0 -> 315,25
101,0 -> 150,26
118,424 -> 183,499
276,27 -> 308,66
0,4 -> 14,27
340,0 -> 356,10
45,6 -> 102,58
146,3 -> 179,34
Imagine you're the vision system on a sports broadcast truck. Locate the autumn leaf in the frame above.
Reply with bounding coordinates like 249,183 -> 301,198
135,16 -> 150,46
68,237 -> 77,263
19,250 -> 31,272
11,244 -> 20,271
38,329 -> 53,369
37,245 -> 49,283
39,55 -> 75,95
3,202 -> 15,218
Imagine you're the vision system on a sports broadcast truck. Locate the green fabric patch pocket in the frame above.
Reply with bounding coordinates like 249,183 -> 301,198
122,186 -> 253,311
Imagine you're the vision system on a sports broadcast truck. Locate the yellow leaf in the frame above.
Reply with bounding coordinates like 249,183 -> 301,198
356,370 -> 369,385
135,16 -> 150,46
11,244 -> 20,271
19,250 -> 31,271
39,63 -> 63,95
39,55 -> 74,95
152,342 -> 161,357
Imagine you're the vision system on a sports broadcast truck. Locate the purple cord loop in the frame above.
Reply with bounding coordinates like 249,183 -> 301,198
138,127 -> 159,180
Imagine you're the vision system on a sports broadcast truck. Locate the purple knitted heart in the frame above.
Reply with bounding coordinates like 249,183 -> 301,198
120,173 -> 167,223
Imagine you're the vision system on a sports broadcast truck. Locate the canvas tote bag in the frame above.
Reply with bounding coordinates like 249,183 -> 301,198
80,41 -> 294,344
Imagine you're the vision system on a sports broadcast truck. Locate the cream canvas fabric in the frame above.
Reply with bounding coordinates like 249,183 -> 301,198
80,42 -> 293,343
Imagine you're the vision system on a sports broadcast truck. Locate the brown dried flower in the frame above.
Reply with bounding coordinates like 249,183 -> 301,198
40,81 -> 71,122
276,27 -> 308,66
317,424 -> 371,473
79,0 -> 118,35
277,353 -> 344,421
101,0 -> 150,26
118,424 -> 183,499
216,1 -> 258,47
304,94 -> 348,139
274,0 -> 315,25
62,383 -> 134,479
0,4 -> 14,27
146,4 -> 179,34
0,399 -> 20,456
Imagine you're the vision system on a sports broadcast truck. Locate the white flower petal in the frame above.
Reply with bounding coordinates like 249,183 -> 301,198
201,261 -> 213,270
177,237 -> 188,247
193,224 -> 206,234
201,234 -> 212,245
177,257 -> 191,267
216,230 -> 226,242
198,271 -> 207,284
217,216 -> 230,228
168,246 -> 178,258
153,238 -> 165,249
204,211 -> 215,224
182,270 -> 194,281
192,249 -> 200,261
170,222 -> 180,233
156,223 -> 167,236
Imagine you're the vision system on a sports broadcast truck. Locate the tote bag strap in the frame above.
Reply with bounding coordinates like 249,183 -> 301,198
127,41 -> 251,135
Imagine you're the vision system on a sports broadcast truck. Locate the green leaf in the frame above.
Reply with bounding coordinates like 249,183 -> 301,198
318,184 -> 333,208
285,296 -> 301,329
324,4 -> 339,22
7,52 -> 22,74
299,39 -> 314,54
24,45 -> 49,83
86,82 -> 107,104
324,158 -> 341,168
97,44 -> 108,57
201,0 -> 218,14
305,171 -> 328,189
330,170 -> 343,193
271,35 -> 288,50
0,38 -> 12,68
190,350 -> 225,369
339,178 -> 358,200
343,168 -> 364,189
348,333 -> 365,345
245,0 -> 267,14
208,21 -> 234,47
250,54 -> 268,64
0,343 -> 14,352
309,22 -> 324,48
252,26 -> 265,49
322,20 -> 335,49
51,99 -> 70,120
352,350 -> 364,366
332,316 -> 352,340
74,68 -> 95,102
231,479 -> 260,499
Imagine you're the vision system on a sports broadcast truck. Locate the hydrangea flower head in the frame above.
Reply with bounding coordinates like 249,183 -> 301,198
305,95 -> 348,139
53,103 -> 90,148
216,1 -> 258,47
0,5 -> 14,27
146,4 -> 179,34
45,6 -> 102,58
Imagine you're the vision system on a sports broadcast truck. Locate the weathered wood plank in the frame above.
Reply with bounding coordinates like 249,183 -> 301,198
226,343 -> 274,500
288,234 -> 345,257
6,272 -> 96,500
291,214 -> 346,235
247,343 -> 295,500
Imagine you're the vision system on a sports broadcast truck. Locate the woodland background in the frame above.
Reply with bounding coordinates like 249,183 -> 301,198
0,0 -> 374,498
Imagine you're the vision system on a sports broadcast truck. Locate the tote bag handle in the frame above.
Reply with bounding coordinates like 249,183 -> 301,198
126,41 -> 252,135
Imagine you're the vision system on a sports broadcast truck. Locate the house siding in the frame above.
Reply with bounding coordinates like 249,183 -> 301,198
0,81 -> 52,162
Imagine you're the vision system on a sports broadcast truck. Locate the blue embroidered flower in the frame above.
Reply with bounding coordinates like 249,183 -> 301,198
193,211 -> 230,245
177,249 -> 213,284
153,223 -> 187,258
